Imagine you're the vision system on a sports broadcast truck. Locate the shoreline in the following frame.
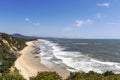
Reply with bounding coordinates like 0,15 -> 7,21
15,40 -> 70,80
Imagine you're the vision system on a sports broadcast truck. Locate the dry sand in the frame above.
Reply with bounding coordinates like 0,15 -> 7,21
15,41 -> 70,80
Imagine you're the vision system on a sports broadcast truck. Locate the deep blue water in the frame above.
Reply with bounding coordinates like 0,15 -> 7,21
47,39 -> 120,62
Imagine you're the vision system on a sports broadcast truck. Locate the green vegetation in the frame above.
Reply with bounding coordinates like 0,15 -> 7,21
0,67 -> 25,80
0,33 -> 26,51
0,33 -> 26,73
66,71 -> 120,80
29,71 -> 120,80
0,70 -> 119,80
0,32 -> 26,79
30,72 -> 62,80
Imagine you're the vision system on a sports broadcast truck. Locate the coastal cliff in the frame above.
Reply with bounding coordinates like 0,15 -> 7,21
0,32 -> 26,79
0,32 -> 26,56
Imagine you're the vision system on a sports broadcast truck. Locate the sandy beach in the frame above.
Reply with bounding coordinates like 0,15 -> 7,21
15,41 -> 70,80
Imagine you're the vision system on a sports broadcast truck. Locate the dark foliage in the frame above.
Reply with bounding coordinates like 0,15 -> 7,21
30,72 -> 62,80
66,71 -> 120,80
0,68 -> 25,80
0,33 -> 26,73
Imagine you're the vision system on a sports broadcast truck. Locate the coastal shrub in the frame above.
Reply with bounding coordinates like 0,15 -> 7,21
103,71 -> 114,76
66,71 -> 120,80
0,33 -> 27,73
66,71 -> 102,80
30,72 -> 62,80
0,73 -> 25,80
0,33 -> 27,79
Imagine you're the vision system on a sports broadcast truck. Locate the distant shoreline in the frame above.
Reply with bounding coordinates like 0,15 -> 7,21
14,40 -> 70,80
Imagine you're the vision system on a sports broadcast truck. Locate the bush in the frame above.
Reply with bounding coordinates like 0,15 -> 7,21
30,72 -> 62,80
103,71 -> 114,76
0,73 -> 25,80
66,71 -> 120,80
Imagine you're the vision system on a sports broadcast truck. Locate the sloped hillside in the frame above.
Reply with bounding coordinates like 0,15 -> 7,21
0,32 -> 26,73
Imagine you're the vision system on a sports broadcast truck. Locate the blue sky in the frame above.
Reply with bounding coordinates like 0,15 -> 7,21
0,0 -> 120,38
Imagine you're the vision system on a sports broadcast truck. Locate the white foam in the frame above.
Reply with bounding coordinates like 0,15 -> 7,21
38,39 -> 120,74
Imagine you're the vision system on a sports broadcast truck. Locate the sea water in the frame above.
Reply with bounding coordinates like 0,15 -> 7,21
38,39 -> 120,73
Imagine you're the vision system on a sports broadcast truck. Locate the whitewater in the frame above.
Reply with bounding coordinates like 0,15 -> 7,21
38,39 -> 120,74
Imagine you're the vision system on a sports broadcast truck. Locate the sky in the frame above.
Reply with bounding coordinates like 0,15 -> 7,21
0,0 -> 120,38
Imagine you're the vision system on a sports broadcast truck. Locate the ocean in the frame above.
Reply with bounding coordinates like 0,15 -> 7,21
37,38 -> 120,73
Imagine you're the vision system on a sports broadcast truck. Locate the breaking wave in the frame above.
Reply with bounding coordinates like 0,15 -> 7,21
38,39 -> 120,73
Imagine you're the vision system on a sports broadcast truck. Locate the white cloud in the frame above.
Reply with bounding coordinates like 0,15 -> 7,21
33,22 -> 40,26
24,17 -> 41,26
75,20 -> 84,27
97,2 -> 110,8
75,19 -> 94,27
25,18 -> 30,21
